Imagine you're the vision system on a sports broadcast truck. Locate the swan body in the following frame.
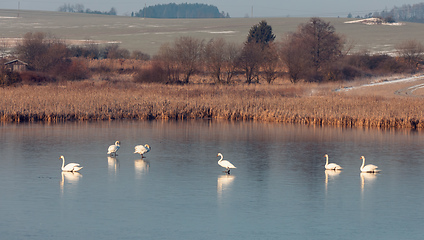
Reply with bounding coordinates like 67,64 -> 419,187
217,153 -> 236,174
134,144 -> 151,157
107,141 -> 120,156
360,156 -> 380,173
60,155 -> 83,172
324,154 -> 343,170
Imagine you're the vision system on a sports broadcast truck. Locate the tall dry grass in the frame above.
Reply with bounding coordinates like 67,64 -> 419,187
1,81 -> 424,129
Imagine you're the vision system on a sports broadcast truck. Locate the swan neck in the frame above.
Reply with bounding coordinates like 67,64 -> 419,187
325,155 -> 328,165
361,157 -> 365,169
61,157 -> 65,169
218,154 -> 223,161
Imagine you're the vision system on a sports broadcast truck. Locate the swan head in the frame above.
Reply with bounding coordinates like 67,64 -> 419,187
360,156 -> 365,160
217,153 -> 223,157
145,144 -> 151,149
60,155 -> 65,160
324,154 -> 328,158
115,141 -> 120,146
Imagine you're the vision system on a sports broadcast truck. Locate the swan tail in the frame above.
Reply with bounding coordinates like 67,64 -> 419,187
73,166 -> 83,172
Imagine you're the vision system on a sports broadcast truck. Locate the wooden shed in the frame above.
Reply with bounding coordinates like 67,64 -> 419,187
4,59 -> 28,72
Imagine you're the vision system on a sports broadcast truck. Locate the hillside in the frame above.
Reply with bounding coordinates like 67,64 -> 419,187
1,9 -> 424,56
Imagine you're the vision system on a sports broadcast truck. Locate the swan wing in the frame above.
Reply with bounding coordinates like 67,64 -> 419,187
134,145 -> 150,154
72,166 -> 83,172
219,160 -> 236,169
361,164 -> 379,172
325,163 -> 343,170
63,163 -> 81,172
107,145 -> 119,154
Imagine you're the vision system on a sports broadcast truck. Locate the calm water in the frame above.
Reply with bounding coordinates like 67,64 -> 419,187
1,120 -> 424,239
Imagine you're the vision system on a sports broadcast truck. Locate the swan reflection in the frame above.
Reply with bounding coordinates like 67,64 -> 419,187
325,169 -> 342,192
217,174 -> 235,200
360,172 -> 378,191
60,171 -> 82,195
134,159 -> 150,179
108,156 -> 119,176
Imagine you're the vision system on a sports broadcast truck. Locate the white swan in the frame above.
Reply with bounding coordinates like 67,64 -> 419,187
60,155 -> 83,172
360,156 -> 380,173
134,144 -> 151,157
324,154 -> 343,170
217,153 -> 236,174
107,141 -> 120,156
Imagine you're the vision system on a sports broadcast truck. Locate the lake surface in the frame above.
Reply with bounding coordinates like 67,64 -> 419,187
1,120 -> 424,239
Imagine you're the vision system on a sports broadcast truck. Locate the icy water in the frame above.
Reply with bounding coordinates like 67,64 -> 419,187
1,120 -> 424,240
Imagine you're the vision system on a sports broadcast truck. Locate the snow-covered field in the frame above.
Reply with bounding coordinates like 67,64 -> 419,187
1,10 -> 424,55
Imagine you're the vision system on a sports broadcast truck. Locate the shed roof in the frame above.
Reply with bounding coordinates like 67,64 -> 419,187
4,59 -> 28,65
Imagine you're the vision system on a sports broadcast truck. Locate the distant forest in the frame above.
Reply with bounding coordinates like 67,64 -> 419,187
58,3 -> 117,15
351,2 -> 424,23
133,3 -> 230,18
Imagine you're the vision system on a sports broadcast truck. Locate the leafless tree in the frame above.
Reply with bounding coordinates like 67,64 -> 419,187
204,38 -> 241,84
104,44 -> 130,59
261,42 -> 280,84
222,42 -> 242,84
279,34 -> 307,83
395,39 -> 424,72
239,42 -> 263,84
15,32 -> 69,72
284,18 -> 344,82
173,36 -> 204,83
131,50 -> 150,61
156,43 -> 180,83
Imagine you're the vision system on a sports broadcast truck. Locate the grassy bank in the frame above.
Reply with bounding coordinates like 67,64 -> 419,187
1,81 -> 424,129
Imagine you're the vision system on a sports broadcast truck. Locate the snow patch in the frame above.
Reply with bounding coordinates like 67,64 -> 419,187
344,18 -> 404,26
337,75 -> 424,92
208,31 -> 237,34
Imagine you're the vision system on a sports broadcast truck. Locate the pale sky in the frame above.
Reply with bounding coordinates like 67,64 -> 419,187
1,0 -> 423,17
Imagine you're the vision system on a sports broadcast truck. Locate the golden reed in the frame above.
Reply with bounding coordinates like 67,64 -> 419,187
1,81 -> 423,129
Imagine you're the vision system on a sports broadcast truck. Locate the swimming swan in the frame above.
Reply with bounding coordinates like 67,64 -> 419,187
107,141 -> 120,156
60,155 -> 83,172
217,153 -> 236,174
360,156 -> 380,173
324,154 -> 343,170
134,144 -> 151,158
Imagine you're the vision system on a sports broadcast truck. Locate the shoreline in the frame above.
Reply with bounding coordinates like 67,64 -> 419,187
1,111 -> 421,129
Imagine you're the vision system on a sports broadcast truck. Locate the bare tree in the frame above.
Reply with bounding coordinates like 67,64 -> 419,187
131,50 -> 150,61
104,44 -> 130,59
279,34 -> 307,83
204,38 -> 241,84
205,38 -> 225,83
15,32 -> 69,72
261,42 -> 280,84
222,42 -> 241,84
280,18 -> 344,82
239,42 -> 263,84
395,39 -> 424,72
173,36 -> 204,83
156,43 -> 180,83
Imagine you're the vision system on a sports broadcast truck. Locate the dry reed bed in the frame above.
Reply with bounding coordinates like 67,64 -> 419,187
1,82 -> 424,129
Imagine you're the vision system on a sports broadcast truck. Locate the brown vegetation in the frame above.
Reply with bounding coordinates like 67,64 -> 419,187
1,81 -> 424,129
